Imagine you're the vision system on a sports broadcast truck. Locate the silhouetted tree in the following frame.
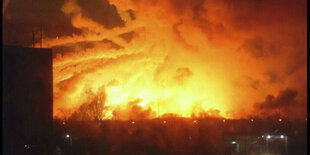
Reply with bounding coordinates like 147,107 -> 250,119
69,87 -> 107,121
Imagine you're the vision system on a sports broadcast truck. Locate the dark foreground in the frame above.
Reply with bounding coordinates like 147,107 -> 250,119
51,117 -> 306,155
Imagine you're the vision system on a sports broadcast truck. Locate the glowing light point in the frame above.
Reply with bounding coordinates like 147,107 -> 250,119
231,141 -> 236,144
194,120 -> 197,123
66,134 -> 70,138
261,135 -> 264,138
131,121 -> 135,124
24,144 -> 30,149
280,135 -> 284,139
278,118 -> 282,122
138,102 -> 146,107
163,121 -> 166,124
267,135 -> 271,139
250,119 -> 254,122
223,120 -> 226,123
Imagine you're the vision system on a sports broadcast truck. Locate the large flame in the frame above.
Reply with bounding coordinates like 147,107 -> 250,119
44,0 -> 306,120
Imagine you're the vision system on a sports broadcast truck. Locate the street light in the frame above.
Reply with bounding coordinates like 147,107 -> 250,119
66,134 -> 70,138
24,144 -> 30,149
231,141 -> 239,152
267,135 -> 271,139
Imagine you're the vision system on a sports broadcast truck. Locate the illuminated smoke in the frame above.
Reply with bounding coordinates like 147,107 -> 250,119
36,0 -> 307,120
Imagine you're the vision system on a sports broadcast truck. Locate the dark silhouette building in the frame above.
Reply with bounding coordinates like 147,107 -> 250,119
3,45 -> 53,154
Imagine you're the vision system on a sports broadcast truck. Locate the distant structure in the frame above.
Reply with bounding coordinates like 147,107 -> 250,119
3,45 -> 53,154
225,135 -> 288,155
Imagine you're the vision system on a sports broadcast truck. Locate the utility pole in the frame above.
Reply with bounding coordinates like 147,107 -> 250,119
40,26 -> 42,48
32,31 -> 35,48
285,136 -> 288,154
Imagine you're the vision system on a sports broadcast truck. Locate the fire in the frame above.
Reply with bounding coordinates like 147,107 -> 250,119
52,34 -> 232,119
45,0 -> 306,120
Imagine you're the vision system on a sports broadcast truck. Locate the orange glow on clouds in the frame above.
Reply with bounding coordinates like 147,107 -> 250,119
44,0 -> 306,120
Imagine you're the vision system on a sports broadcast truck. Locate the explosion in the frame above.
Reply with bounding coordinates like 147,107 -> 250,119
33,0 -> 306,120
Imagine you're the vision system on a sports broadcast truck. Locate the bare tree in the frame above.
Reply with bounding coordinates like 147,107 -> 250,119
70,88 -> 107,121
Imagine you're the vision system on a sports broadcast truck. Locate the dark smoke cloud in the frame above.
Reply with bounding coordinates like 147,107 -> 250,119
238,37 -> 276,59
118,31 -> 136,43
253,88 -> 306,119
3,0 -> 124,46
255,88 -> 299,109
77,0 -> 124,29
264,72 -> 283,84
51,39 -> 123,58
